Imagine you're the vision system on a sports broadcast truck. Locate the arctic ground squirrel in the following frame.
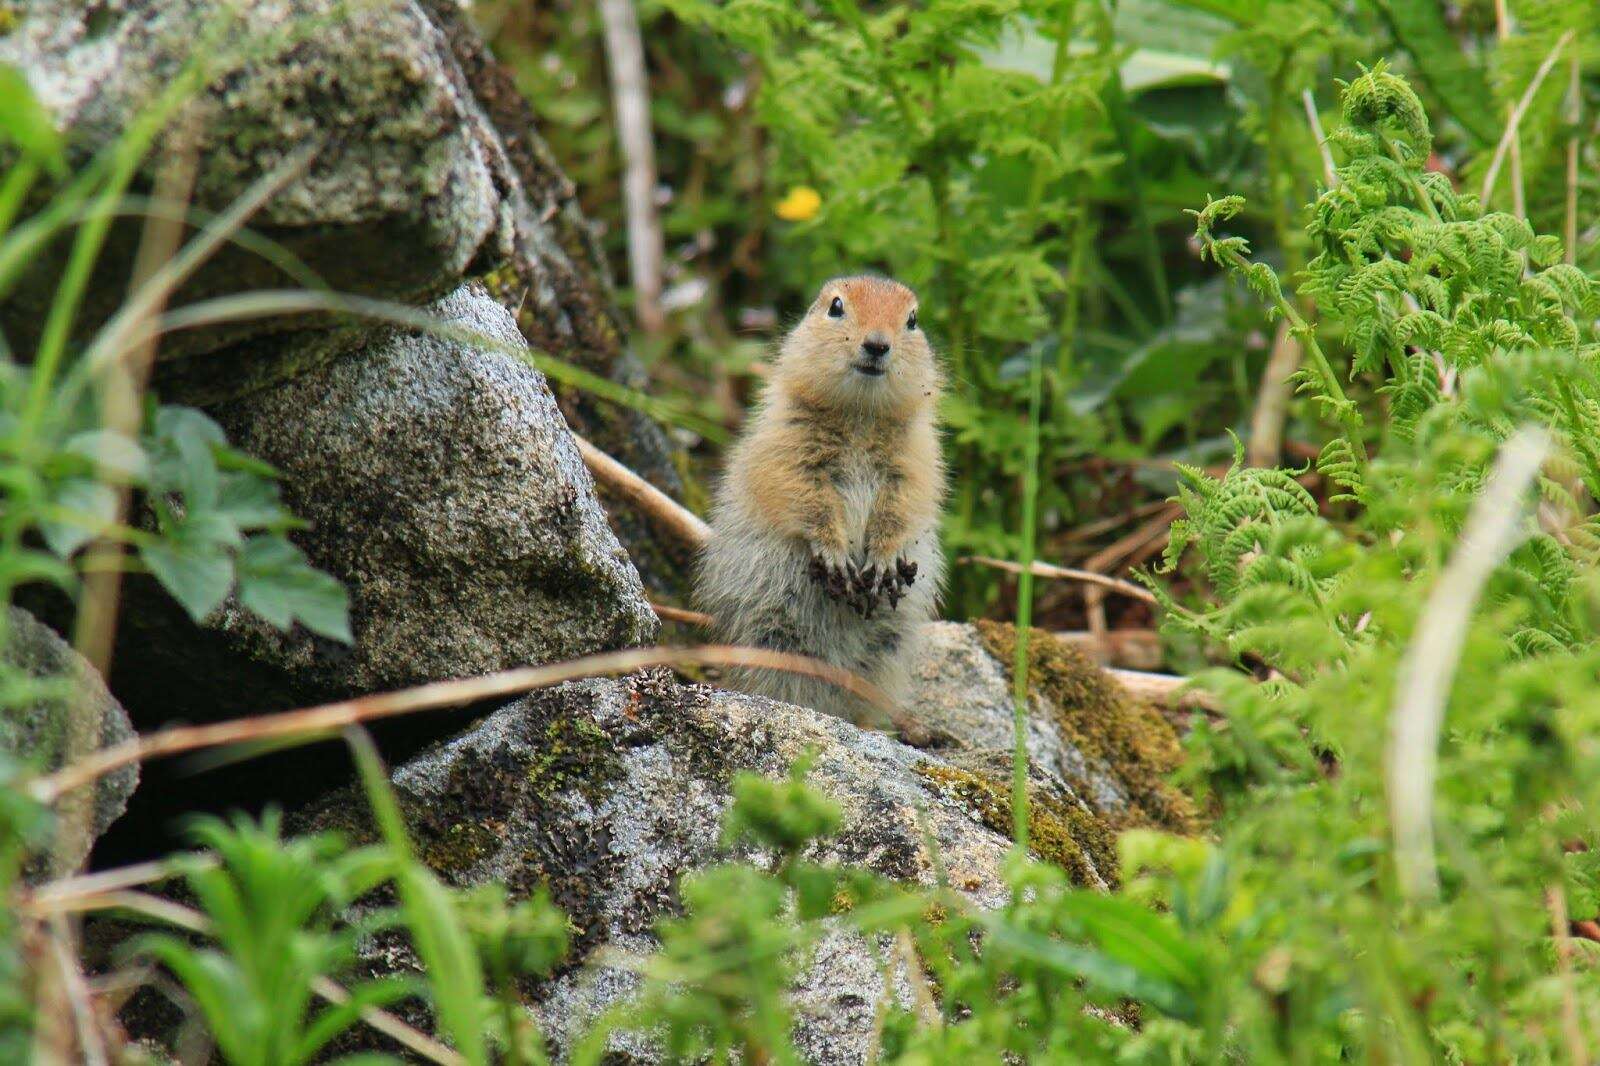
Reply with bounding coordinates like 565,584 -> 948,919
696,275 -> 944,724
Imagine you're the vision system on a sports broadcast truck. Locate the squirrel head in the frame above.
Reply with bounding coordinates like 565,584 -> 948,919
775,275 -> 940,417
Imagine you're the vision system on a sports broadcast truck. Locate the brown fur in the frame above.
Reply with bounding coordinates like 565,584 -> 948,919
740,276 -> 943,572
695,275 -> 946,722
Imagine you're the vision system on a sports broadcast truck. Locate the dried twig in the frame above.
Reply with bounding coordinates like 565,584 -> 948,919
28,644 -> 897,805
1081,503 -> 1183,635
1389,427 -> 1550,900
1061,499 -> 1170,543
1482,29 -> 1575,212
959,555 -> 1157,604
1106,668 -> 1220,713
597,0 -> 665,334
1546,883 -> 1590,1065
574,433 -> 710,548
1052,628 -> 1162,671
650,601 -> 715,627
1246,318 -> 1303,469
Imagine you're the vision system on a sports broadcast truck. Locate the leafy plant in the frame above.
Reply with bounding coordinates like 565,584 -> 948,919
127,812 -> 404,1066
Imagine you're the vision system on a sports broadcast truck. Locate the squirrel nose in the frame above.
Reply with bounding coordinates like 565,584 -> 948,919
861,336 -> 891,361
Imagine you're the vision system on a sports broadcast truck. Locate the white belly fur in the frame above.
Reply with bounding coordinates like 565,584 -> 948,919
696,473 -> 943,726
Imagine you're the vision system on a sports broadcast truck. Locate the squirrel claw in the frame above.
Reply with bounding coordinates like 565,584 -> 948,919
809,553 -> 854,602
814,551 -> 919,617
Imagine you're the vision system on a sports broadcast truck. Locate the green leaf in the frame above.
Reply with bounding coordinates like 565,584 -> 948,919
141,537 -> 233,622
63,429 -> 149,481
1367,0 -> 1497,146
217,471 -> 291,530
1156,0 -> 1265,23
980,917 -> 1199,1020
0,63 -> 64,171
180,510 -> 244,550
236,535 -> 352,642
0,548 -> 76,590
41,479 -> 117,558
149,406 -> 228,510
1056,892 -> 1206,989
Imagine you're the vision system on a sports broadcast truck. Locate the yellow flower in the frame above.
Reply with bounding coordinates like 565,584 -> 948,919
774,185 -> 822,222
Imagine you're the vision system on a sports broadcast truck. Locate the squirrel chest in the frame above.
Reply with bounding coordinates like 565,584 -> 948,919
833,452 -> 887,553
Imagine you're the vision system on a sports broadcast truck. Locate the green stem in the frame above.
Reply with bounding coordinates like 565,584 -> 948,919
1006,0 -> 1084,855
1382,135 -> 1442,224
1011,333 -> 1045,853
1219,245 -> 1367,467
0,159 -> 38,241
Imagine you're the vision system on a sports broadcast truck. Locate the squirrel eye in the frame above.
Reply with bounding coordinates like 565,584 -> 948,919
827,296 -> 845,318
906,309 -> 918,330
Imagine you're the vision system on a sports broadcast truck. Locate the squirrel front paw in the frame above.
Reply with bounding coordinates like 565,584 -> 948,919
808,550 -> 855,604
863,556 -> 918,613
808,554 -> 918,619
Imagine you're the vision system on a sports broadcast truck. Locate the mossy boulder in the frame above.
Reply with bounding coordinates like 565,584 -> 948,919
906,621 -> 1197,836
90,286 -> 656,732
1,607 -> 137,880
299,671 -> 1118,1064
23,286 -> 658,863
0,0 -> 694,588
0,0 -> 509,368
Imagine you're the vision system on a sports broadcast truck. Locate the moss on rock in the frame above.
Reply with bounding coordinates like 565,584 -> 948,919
914,762 -> 1118,888
525,714 -> 625,803
975,620 -> 1197,835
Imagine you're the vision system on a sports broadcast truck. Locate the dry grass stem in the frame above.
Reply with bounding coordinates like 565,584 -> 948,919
1247,318 -> 1303,469
1388,427 -> 1550,899
575,433 -> 710,547
47,917 -> 108,1066
959,555 -> 1157,604
1565,52 -> 1580,265
28,644 -> 895,805
1481,30 -> 1575,210
25,857 -> 213,913
1304,89 -> 1337,188
597,0 -> 665,334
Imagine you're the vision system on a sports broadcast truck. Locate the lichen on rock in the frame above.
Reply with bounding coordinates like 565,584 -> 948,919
1,607 -> 137,880
0,0 -> 513,367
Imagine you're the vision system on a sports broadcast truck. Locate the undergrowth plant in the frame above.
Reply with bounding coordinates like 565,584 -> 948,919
1137,64 -> 1600,1059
